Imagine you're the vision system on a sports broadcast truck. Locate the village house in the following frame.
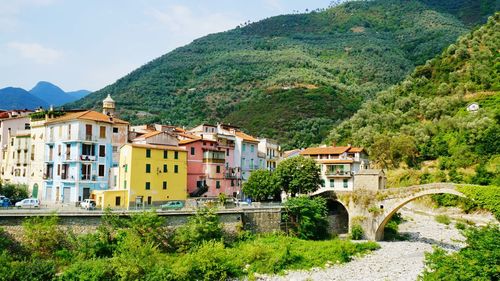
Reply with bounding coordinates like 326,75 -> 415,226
40,96 -> 128,204
300,145 -> 384,191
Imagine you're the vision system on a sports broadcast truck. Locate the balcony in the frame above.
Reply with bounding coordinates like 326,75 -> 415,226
224,173 -> 239,179
80,155 -> 96,161
325,170 -> 352,178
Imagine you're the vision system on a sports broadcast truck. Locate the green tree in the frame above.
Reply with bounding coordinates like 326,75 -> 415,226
274,156 -> 321,197
0,183 -> 28,203
283,196 -> 329,240
242,170 -> 279,201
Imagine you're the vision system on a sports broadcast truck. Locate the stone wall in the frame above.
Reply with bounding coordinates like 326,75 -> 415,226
0,208 -> 281,237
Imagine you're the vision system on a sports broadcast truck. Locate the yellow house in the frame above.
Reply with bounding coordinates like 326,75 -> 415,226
119,143 -> 188,208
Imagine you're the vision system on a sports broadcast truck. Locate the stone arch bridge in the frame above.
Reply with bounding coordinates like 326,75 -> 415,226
313,183 -> 466,240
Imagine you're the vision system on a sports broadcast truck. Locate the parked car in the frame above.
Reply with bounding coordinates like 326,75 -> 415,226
160,201 -> 184,210
15,198 -> 39,209
81,199 -> 96,210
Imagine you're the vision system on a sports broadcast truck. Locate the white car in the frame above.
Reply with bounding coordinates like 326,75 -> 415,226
15,198 -> 40,208
81,199 -> 96,210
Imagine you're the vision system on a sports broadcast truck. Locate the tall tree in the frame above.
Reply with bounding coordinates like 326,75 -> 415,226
274,156 -> 321,197
242,170 -> 279,201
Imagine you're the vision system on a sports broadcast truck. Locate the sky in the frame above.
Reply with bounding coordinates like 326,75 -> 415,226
0,0 -> 330,92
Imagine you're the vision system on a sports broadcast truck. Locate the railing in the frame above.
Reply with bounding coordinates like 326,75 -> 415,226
325,170 -> 352,176
80,155 -> 96,161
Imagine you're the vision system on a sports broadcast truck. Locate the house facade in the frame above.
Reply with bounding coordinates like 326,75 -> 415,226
112,143 -> 187,208
41,110 -> 128,204
300,146 -> 370,191
258,138 -> 282,171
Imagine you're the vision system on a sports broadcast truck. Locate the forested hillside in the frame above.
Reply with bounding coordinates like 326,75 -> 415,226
69,0 -> 497,148
329,13 -> 499,185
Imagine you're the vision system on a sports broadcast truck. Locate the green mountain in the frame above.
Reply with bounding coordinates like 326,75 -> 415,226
329,13 -> 499,184
70,0 -> 497,149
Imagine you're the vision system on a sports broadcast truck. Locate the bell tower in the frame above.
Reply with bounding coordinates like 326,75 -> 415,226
102,94 -> 115,116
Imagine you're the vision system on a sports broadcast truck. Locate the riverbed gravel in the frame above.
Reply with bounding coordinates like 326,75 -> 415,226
256,205 -> 493,281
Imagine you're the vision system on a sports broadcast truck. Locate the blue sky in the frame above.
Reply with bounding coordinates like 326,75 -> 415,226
0,0 -> 330,92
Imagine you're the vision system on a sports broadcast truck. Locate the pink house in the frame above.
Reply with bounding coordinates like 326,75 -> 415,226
179,134 -> 239,198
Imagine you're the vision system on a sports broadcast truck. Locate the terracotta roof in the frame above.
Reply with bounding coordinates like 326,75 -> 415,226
177,132 -> 201,140
178,138 -> 201,145
317,159 -> 354,164
348,147 -> 365,153
124,143 -> 186,152
300,146 -> 352,155
235,131 -> 259,143
135,131 -> 162,139
45,110 -> 129,125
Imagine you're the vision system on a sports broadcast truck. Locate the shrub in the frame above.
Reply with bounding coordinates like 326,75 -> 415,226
22,215 -> 68,258
171,241 -> 242,281
58,258 -> 117,281
435,214 -> 451,225
283,196 -> 329,240
174,207 -> 223,252
350,224 -> 364,240
420,224 -> 500,281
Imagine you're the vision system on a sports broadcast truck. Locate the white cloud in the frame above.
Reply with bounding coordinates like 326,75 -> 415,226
146,4 -> 240,39
7,42 -> 62,64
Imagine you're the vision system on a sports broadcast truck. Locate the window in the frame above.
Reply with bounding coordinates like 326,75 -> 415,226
85,124 -> 92,140
145,182 -> 150,190
66,144 -> 71,158
242,158 -> 245,168
250,145 -> 254,152
343,179 -> 348,188
330,179 -> 335,188
216,166 -> 221,173
174,151 -> 178,159
242,144 -> 246,152
231,180 -> 234,187
99,126 -> 106,138
124,164 -> 128,173
124,180 -> 127,189
98,165 -> 105,177
163,181 -> 167,190
190,147 -> 195,155
67,124 -> 71,139
146,164 -> 151,173
24,123 -> 30,130
146,149 -> 151,158
216,181 -> 221,189
163,164 -> 167,173
115,196 -> 121,206
58,145 -> 61,156
147,196 -> 152,205
112,146 -> 118,153
226,149 -> 229,156
57,164 -> 60,176
163,150 -> 168,159
113,127 -> 119,133
81,164 -> 91,180
174,165 -> 178,173
99,145 -> 105,157
82,144 -> 95,156
321,179 -> 325,187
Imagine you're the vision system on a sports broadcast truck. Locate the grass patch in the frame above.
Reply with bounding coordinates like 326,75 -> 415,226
232,235 -> 379,275
435,214 -> 452,225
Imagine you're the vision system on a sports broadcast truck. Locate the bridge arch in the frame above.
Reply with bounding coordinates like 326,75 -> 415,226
374,188 -> 465,240
312,190 -> 350,235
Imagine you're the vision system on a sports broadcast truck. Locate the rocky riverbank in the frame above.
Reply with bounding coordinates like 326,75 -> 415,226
256,204 -> 495,281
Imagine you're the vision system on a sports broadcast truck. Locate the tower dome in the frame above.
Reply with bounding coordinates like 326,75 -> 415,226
102,94 -> 115,116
